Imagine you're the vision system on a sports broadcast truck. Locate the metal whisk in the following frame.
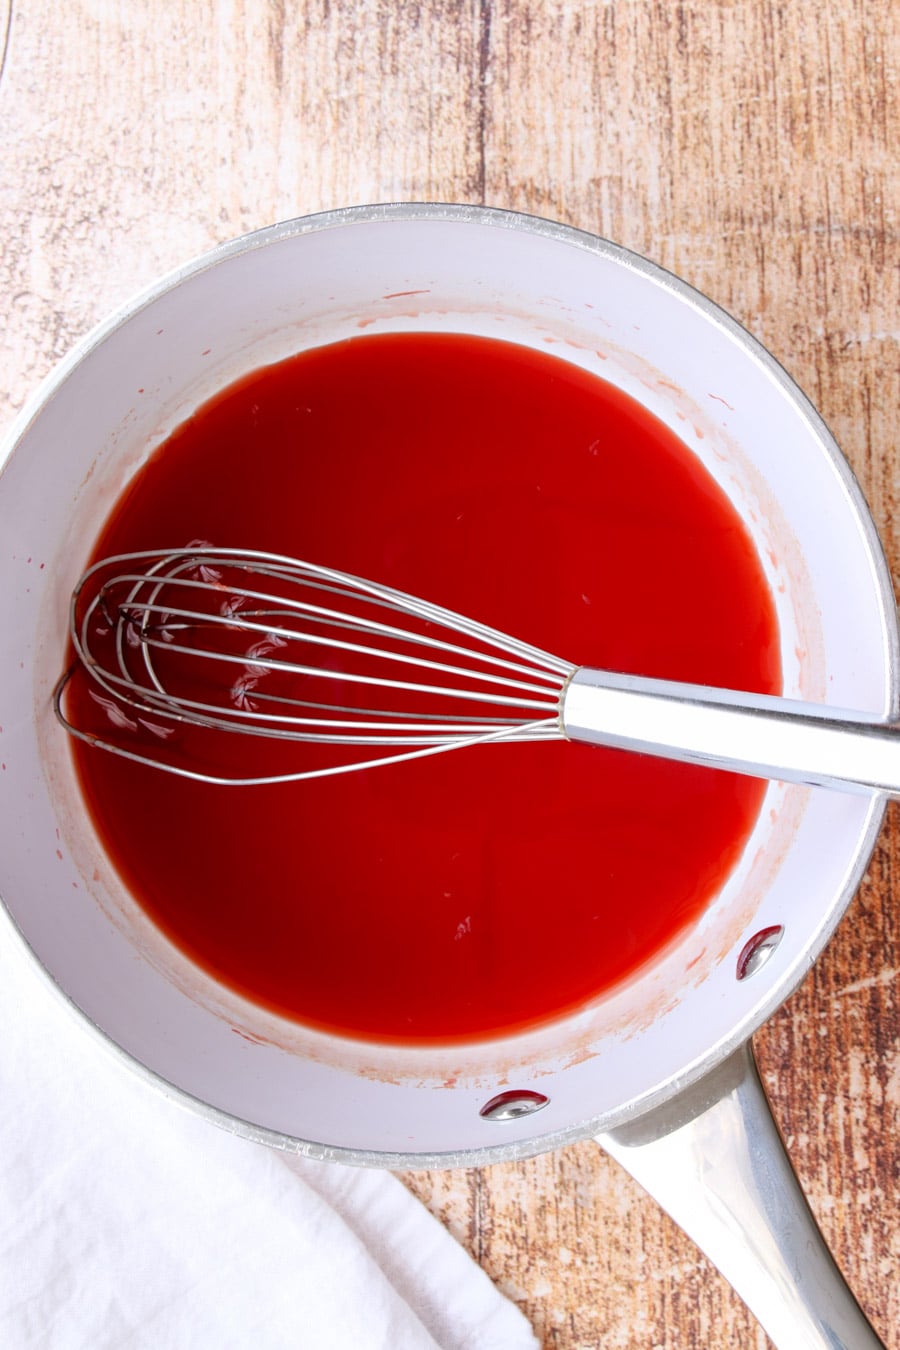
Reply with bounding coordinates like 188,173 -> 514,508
56,546 -> 900,794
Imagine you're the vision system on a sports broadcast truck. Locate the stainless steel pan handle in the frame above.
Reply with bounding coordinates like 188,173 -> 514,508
596,1043 -> 884,1348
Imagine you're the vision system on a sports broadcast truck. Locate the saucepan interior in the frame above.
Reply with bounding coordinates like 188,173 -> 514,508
0,205 -> 894,1164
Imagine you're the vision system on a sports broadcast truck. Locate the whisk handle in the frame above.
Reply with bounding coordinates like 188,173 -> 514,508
562,667 -> 900,797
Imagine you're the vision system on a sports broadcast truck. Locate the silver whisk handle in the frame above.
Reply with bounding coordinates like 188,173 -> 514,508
562,667 -> 900,797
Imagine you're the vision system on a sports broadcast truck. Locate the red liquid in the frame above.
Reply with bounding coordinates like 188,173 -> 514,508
69,333 -> 781,1043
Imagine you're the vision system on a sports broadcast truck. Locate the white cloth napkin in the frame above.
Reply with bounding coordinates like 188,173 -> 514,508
0,922 -> 538,1349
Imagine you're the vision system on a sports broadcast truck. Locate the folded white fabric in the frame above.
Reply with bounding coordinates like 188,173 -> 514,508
0,923 -> 538,1349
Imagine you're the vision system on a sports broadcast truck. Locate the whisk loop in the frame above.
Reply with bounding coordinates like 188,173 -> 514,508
56,548 -> 573,785
56,546 -> 900,796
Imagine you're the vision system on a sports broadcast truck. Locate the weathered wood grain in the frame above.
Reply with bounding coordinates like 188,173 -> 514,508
1,2 -> 897,1346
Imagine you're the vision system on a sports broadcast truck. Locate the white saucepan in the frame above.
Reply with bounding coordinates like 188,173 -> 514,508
0,205 -> 894,1347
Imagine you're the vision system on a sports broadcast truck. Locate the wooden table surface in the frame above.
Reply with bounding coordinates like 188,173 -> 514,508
1,3 -> 897,1346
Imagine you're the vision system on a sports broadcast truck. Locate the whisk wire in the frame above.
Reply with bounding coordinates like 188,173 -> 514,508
91,566 -> 571,686
57,547 -> 573,782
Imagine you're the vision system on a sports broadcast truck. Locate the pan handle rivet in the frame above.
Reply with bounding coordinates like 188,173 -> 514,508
479,1089 -> 550,1121
736,924 -> 784,980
